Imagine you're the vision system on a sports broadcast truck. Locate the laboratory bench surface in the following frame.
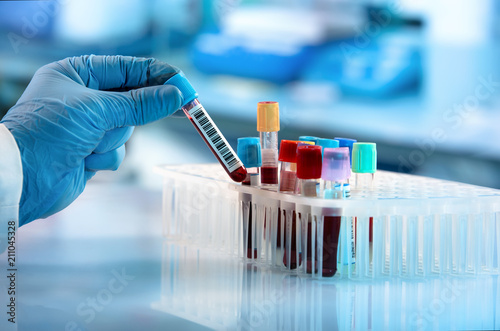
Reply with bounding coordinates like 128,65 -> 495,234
1,180 -> 499,331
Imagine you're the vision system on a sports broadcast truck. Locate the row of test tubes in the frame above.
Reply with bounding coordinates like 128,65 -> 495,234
236,101 -> 378,277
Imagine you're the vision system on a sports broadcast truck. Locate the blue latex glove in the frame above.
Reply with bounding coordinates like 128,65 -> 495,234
0,55 -> 184,226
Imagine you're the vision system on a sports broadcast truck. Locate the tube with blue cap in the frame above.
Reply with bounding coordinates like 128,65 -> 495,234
166,73 -> 247,182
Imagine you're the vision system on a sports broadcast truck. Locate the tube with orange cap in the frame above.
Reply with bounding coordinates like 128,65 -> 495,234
257,101 -> 280,189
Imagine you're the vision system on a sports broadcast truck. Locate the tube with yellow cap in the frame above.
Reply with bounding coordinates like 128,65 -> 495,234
257,101 -> 280,189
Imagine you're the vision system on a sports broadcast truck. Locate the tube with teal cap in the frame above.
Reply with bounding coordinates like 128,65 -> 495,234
352,142 -> 377,190
165,72 -> 247,182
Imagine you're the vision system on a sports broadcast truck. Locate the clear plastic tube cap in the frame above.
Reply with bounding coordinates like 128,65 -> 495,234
296,145 -> 322,179
299,136 -> 319,145
352,142 -> 377,173
237,137 -> 262,168
322,147 -> 351,181
164,72 -> 198,106
257,101 -> 280,132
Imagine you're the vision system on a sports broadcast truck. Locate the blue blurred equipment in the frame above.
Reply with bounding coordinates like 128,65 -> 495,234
191,7 -> 329,84
303,41 -> 421,97
0,55 -> 185,226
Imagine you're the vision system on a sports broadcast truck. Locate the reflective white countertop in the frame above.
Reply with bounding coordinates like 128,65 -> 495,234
1,181 -> 499,330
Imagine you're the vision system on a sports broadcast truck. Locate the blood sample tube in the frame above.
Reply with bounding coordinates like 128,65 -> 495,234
165,72 -> 247,182
278,140 -> 299,193
295,145 -> 322,197
295,145 -> 322,274
257,101 -> 280,189
322,147 -> 354,276
237,137 -> 262,259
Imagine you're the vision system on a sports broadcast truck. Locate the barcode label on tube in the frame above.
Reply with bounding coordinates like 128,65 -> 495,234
188,104 -> 243,173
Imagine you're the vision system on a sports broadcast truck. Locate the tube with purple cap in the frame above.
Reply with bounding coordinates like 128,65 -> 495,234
321,147 -> 355,275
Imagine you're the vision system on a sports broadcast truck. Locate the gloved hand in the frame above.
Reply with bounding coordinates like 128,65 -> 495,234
0,55 -> 184,226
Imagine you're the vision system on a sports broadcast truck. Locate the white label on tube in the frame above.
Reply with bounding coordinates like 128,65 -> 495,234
188,104 -> 243,173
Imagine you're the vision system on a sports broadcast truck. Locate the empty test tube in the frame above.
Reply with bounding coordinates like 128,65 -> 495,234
166,72 -> 247,182
352,142 -> 377,244
352,143 -> 377,190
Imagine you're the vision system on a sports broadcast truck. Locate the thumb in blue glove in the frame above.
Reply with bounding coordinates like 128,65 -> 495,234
0,55 -> 186,226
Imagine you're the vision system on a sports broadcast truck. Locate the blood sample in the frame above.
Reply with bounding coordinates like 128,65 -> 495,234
322,147 -> 353,276
237,137 -> 262,259
278,140 -> 299,193
295,145 -> 322,196
165,73 -> 247,182
295,145 -> 323,274
257,101 -> 279,189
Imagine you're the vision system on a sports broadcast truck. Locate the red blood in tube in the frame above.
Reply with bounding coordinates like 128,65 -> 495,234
307,216 -> 341,277
283,211 -> 301,269
261,166 -> 278,185
186,115 -> 247,182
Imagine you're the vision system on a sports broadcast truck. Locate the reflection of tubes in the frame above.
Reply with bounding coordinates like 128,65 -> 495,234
257,102 -> 280,189
166,73 -> 247,182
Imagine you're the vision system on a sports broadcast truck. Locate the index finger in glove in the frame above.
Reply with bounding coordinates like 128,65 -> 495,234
53,55 -> 181,91
94,126 -> 134,154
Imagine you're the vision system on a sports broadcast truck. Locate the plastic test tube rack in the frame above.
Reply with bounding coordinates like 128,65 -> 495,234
155,163 -> 500,279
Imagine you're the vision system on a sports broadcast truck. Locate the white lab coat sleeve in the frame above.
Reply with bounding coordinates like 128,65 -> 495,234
0,123 -> 22,254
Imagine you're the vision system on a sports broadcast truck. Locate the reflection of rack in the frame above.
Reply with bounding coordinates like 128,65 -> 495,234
151,242 -> 500,330
155,163 -> 500,279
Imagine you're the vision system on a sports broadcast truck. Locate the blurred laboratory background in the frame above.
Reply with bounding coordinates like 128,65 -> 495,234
1,0 -> 500,188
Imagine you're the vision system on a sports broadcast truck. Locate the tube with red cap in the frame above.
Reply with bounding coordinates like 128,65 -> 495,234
295,145 -> 323,197
278,140 -> 299,193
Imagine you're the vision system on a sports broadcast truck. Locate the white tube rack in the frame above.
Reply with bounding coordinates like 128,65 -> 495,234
155,163 -> 500,279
